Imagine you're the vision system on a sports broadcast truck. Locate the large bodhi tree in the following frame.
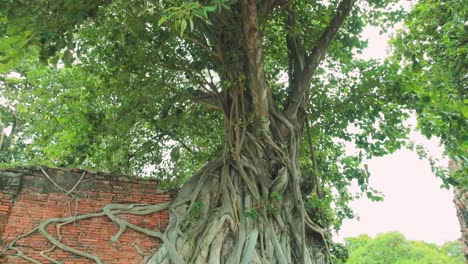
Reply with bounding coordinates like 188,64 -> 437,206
0,0 -> 464,263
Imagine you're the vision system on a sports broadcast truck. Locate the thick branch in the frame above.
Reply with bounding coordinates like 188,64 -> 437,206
285,0 -> 356,118
241,0 -> 271,123
190,90 -> 222,110
286,11 -> 305,72
304,0 -> 356,80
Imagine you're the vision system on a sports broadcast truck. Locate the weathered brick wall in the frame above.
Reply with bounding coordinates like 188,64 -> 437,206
0,167 -> 173,263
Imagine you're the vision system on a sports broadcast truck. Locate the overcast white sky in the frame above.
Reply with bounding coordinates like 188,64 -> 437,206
335,25 -> 460,245
336,127 -> 460,245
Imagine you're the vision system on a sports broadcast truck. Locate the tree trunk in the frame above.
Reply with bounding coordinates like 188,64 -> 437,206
450,160 -> 468,261
146,0 -> 354,261
148,98 -> 330,263
453,186 -> 468,261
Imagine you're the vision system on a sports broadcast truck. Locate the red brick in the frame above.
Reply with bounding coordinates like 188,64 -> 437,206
0,167 -> 172,263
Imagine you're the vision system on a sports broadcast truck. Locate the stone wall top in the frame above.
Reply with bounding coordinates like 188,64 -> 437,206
0,166 -> 173,199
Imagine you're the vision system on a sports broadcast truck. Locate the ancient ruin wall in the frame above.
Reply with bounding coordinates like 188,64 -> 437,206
0,167 -> 173,263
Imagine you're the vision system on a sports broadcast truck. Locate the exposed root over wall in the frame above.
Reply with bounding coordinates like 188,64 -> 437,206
0,167 -> 171,263
1,203 -> 170,264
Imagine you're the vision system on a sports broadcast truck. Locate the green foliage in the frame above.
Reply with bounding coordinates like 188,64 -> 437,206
245,192 -> 283,220
440,241 -> 466,263
0,0 -> 110,71
182,200 -> 204,238
0,0 -> 464,234
189,200 -> 203,221
345,234 -> 371,252
345,232 -> 465,264
245,209 -> 259,221
330,242 -> 349,264
390,0 -> 467,187
306,191 -> 337,229
158,1 -> 220,36
265,192 -> 282,215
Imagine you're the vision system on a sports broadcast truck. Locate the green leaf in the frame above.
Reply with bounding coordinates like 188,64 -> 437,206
179,19 -> 187,37
203,6 -> 217,12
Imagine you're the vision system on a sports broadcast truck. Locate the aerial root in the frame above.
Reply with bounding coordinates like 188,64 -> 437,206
1,202 -> 170,264
147,150 -> 331,264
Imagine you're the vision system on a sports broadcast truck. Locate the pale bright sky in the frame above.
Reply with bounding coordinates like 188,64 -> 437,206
336,126 -> 459,245
335,23 -> 460,245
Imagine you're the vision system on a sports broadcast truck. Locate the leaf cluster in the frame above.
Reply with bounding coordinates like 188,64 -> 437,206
345,232 -> 465,264
390,0 -> 467,186
0,0 -> 464,232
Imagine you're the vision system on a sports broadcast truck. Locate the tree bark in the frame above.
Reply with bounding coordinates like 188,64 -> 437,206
453,186 -> 468,261
450,160 -> 468,261
147,1 -> 357,262
148,114 -> 330,263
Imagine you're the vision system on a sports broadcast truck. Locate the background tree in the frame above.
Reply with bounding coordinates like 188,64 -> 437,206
390,0 -> 466,185
389,1 -> 467,260
0,0 -> 464,263
345,232 -> 465,264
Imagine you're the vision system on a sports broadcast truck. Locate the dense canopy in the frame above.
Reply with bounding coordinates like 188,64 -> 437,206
0,0 -> 466,263
344,232 -> 465,264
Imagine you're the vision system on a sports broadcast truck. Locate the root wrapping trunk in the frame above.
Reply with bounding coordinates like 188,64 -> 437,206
149,115 -> 331,264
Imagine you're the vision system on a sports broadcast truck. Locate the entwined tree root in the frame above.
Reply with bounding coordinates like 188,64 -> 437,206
148,135 -> 331,264
0,202 -> 170,264
1,167 -> 172,264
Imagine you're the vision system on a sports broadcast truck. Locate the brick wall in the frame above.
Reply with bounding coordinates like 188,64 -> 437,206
0,167 -> 173,263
